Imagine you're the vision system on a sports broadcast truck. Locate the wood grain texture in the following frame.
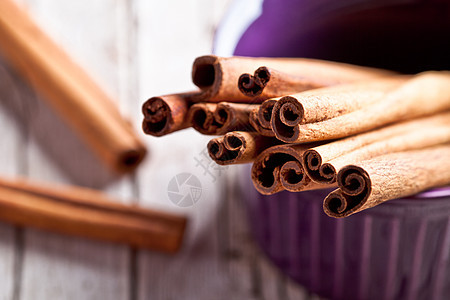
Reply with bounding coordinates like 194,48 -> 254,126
15,1 -> 133,299
0,61 -> 25,300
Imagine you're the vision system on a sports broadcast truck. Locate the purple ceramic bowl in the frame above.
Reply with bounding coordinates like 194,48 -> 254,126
241,165 -> 450,300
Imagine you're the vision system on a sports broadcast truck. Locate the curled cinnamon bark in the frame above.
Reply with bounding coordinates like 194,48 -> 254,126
207,131 -> 278,165
248,100 -> 277,136
188,102 -> 256,135
282,72 -> 450,143
238,66 -> 323,99
271,76 -> 407,142
191,55 -> 393,103
303,112 -> 450,184
251,144 -> 327,194
323,145 -> 450,218
142,93 -> 194,137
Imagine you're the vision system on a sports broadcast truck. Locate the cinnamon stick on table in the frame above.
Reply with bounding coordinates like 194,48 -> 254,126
188,102 -> 257,135
207,131 -> 278,165
0,0 -> 146,173
191,55 -> 393,103
270,76 -> 408,143
303,112 -> 450,184
0,176 -> 187,253
142,92 -> 196,136
277,72 -> 450,143
323,145 -> 450,218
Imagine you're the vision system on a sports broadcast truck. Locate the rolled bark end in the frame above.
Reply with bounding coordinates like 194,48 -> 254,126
142,94 -> 190,136
255,66 -> 271,85
323,190 -> 348,217
207,133 -> 244,165
323,165 -> 372,218
188,104 -> 215,134
249,108 -> 272,136
142,97 -> 169,136
303,150 -> 336,183
207,137 -> 225,160
224,134 -> 243,151
192,56 -> 218,88
280,160 -> 308,192
258,99 -> 277,128
191,55 -> 222,100
338,165 -> 370,196
271,96 -> 303,142
304,150 -> 321,171
214,104 -> 230,125
238,66 -> 272,97
213,103 -> 237,134
320,163 -> 337,182
252,148 -> 299,195
238,73 -> 264,97
281,104 -> 302,127
117,149 -> 146,173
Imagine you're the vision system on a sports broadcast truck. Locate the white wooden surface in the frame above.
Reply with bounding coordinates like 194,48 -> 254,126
0,1 -> 312,299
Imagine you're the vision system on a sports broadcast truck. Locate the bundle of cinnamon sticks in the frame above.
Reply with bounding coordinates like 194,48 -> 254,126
142,54 -> 450,218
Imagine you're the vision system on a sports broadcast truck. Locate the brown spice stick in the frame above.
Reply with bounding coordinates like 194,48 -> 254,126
142,92 -> 195,136
238,66 -> 330,100
188,102 -> 257,135
251,144 -> 328,195
207,131 -> 278,165
271,76 -> 408,142
248,99 -> 277,136
288,72 -> 450,143
303,112 -> 450,184
0,176 -> 187,252
0,0 -> 146,173
191,55 -> 393,103
323,145 -> 450,218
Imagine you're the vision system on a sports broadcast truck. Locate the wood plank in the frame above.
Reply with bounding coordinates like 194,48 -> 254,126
0,59 -> 28,300
13,1 -> 134,299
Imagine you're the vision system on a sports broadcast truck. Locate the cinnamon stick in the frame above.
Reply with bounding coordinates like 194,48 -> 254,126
0,0 -> 146,173
248,99 -> 277,136
142,92 -> 195,136
191,55 -> 393,103
238,66 -> 328,100
303,112 -> 450,184
323,145 -> 450,218
188,102 -> 257,135
281,72 -> 450,143
271,76 -> 408,142
207,131 -> 278,165
0,176 -> 187,252
251,143 -> 328,195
